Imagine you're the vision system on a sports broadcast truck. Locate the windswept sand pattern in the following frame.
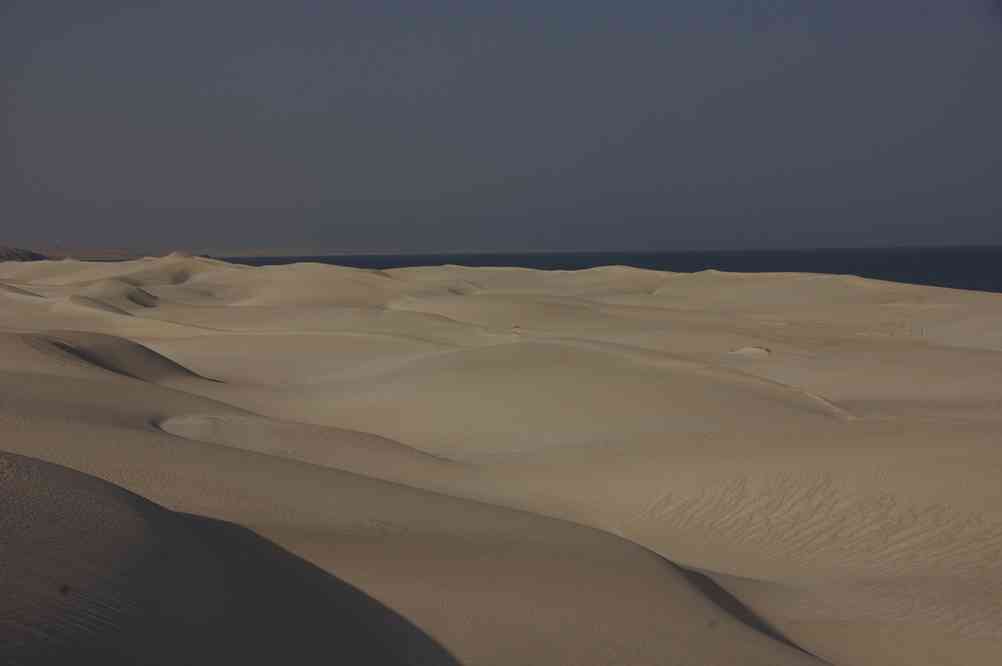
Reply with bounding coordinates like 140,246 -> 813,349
638,473 -> 1002,578
3,255 -> 1002,664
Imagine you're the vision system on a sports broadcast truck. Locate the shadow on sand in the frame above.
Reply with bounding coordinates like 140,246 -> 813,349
0,451 -> 459,665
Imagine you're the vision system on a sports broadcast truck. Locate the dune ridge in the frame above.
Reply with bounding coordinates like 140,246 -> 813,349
3,254 -> 1002,664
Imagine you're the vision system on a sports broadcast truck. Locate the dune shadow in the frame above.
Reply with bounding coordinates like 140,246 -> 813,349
0,449 -> 459,666
5,511 -> 460,665
40,334 -> 225,384
171,513 -> 461,665
676,566 -> 827,662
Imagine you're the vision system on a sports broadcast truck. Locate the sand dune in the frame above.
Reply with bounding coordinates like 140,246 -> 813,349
253,339 -> 848,461
76,278 -> 160,309
0,452 -> 460,665
4,255 -> 1002,664
34,331 -> 213,384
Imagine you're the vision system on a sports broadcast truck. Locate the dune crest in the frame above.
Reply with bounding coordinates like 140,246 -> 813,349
730,345 -> 772,357
0,283 -> 43,298
24,331 -> 215,384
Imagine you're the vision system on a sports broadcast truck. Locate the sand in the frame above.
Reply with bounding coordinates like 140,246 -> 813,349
2,255 -> 1001,665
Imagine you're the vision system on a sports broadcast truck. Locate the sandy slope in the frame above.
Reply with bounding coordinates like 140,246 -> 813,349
3,256 -> 1002,665
0,452 -> 457,665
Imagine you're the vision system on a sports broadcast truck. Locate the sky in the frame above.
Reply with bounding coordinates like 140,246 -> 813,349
3,1 -> 1001,253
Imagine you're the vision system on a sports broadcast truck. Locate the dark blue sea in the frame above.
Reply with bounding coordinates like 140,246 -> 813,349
223,246 -> 1002,294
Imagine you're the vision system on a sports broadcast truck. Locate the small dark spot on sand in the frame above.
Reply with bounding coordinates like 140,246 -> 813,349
707,619 -> 719,629
58,584 -> 72,596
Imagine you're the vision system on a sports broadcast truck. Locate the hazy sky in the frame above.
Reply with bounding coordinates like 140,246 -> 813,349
3,1 -> 1001,252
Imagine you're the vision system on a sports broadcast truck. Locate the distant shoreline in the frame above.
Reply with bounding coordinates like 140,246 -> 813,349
27,243 -> 1002,262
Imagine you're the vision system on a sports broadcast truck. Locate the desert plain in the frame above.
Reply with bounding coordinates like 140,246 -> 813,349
2,253 -> 1001,665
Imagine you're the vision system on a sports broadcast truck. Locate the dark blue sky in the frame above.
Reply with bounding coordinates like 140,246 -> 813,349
3,1 -> 1001,252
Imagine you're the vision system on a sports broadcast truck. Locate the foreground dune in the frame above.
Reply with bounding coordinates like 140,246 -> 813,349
2,255 -> 1002,664
0,452 -> 459,665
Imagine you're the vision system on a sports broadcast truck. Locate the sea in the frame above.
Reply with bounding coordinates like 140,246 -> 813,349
222,245 -> 1002,294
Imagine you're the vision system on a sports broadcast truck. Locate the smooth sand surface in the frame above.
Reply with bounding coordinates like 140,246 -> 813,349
2,255 -> 1002,664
